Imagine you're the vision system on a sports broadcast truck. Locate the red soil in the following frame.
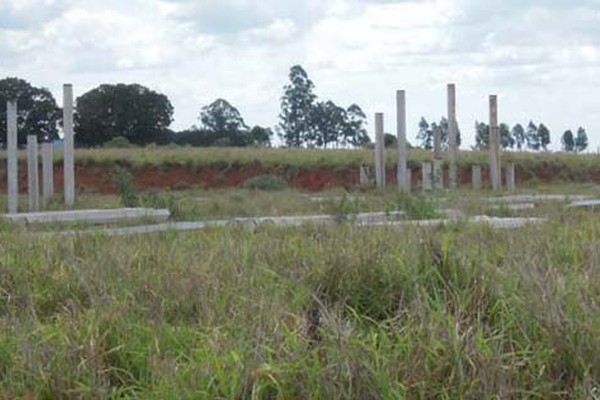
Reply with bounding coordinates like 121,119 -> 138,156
0,163 -> 598,195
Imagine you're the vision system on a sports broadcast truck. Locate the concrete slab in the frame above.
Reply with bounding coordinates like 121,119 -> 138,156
42,211 -> 545,238
482,194 -> 589,203
3,208 -> 170,225
490,203 -> 536,211
568,199 -> 600,208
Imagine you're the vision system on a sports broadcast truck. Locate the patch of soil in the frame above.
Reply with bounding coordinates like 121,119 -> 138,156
1,163 -> 599,195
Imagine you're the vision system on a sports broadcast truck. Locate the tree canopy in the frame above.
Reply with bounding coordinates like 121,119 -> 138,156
416,117 -> 461,150
278,65 -> 370,148
0,77 -> 61,146
75,83 -> 173,147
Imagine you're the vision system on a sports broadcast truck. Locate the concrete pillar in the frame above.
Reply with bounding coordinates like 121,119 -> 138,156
396,90 -> 408,191
433,160 -> 444,190
433,125 -> 443,190
422,162 -> 433,192
505,163 -> 516,191
489,95 -> 501,191
374,112 -> 386,189
27,135 -> 40,212
405,168 -> 412,191
433,125 -> 442,160
6,100 -> 18,214
472,165 -> 482,190
63,84 -> 75,208
359,165 -> 370,186
42,141 -> 54,207
447,84 -> 458,189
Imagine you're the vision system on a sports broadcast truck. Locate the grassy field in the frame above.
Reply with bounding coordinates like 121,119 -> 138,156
1,147 -> 600,176
1,184 -> 600,398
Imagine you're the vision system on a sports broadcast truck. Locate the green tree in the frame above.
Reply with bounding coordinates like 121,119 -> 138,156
384,133 -> 397,148
526,121 -> 540,151
474,121 -> 489,150
500,123 -> 514,149
434,117 -> 461,150
278,65 -> 316,147
512,124 -> 526,151
575,127 -> 589,153
200,99 -> 250,146
538,123 -> 551,151
561,130 -> 575,152
342,104 -> 370,148
75,83 -> 173,147
311,100 -> 346,148
416,117 -> 432,149
249,126 -> 273,147
0,77 -> 61,146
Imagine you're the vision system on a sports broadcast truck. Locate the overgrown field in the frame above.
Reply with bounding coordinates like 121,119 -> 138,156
1,204 -> 600,398
2,147 -> 600,186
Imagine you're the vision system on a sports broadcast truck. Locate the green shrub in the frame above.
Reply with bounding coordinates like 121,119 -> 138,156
243,175 -> 286,191
114,167 -> 138,207
388,192 -> 439,219
103,136 -> 135,149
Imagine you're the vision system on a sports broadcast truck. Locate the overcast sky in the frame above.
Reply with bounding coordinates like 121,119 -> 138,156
1,0 -> 600,149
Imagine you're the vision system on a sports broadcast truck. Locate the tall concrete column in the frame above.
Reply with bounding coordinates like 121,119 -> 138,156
433,160 -> 444,190
63,84 -> 75,208
42,141 -> 54,207
505,163 -> 516,191
374,113 -> 386,189
489,95 -> 501,191
447,84 -> 458,189
422,162 -> 433,192
396,90 -> 408,191
472,165 -> 482,190
6,100 -> 18,214
433,125 -> 443,190
27,135 -> 40,212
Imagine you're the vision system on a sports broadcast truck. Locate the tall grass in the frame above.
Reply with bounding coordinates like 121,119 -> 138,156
2,147 -> 600,176
1,213 -> 600,398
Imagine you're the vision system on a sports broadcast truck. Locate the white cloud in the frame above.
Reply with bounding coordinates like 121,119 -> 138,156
0,0 -> 600,149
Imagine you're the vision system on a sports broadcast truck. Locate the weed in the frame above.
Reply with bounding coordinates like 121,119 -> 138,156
388,192 -> 439,219
243,175 -> 286,191
114,167 -> 138,207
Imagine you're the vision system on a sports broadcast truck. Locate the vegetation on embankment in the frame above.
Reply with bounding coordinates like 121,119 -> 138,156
0,211 -> 600,398
1,148 -> 600,192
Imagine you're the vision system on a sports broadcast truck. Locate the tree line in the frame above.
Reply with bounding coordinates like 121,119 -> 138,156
0,65 -> 369,149
413,117 -> 589,153
0,71 -> 591,153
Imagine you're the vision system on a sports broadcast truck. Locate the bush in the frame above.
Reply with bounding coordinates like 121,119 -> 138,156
103,136 -> 135,149
388,192 -> 439,219
242,175 -> 286,191
114,167 -> 138,207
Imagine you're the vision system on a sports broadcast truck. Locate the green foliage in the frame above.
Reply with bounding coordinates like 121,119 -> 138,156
102,136 -> 135,149
383,133 -> 397,148
562,130 -> 575,152
2,215 -> 600,397
512,123 -> 526,150
575,127 -> 589,153
538,123 -> 551,151
279,65 -> 316,147
75,83 -> 173,147
243,175 -> 286,191
0,77 -> 61,146
278,65 -> 369,149
388,192 -> 439,219
114,167 -> 138,207
416,116 -> 461,150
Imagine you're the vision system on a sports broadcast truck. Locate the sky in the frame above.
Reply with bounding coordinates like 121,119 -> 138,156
1,0 -> 600,150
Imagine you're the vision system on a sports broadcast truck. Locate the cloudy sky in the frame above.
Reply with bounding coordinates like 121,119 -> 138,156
1,0 -> 600,149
